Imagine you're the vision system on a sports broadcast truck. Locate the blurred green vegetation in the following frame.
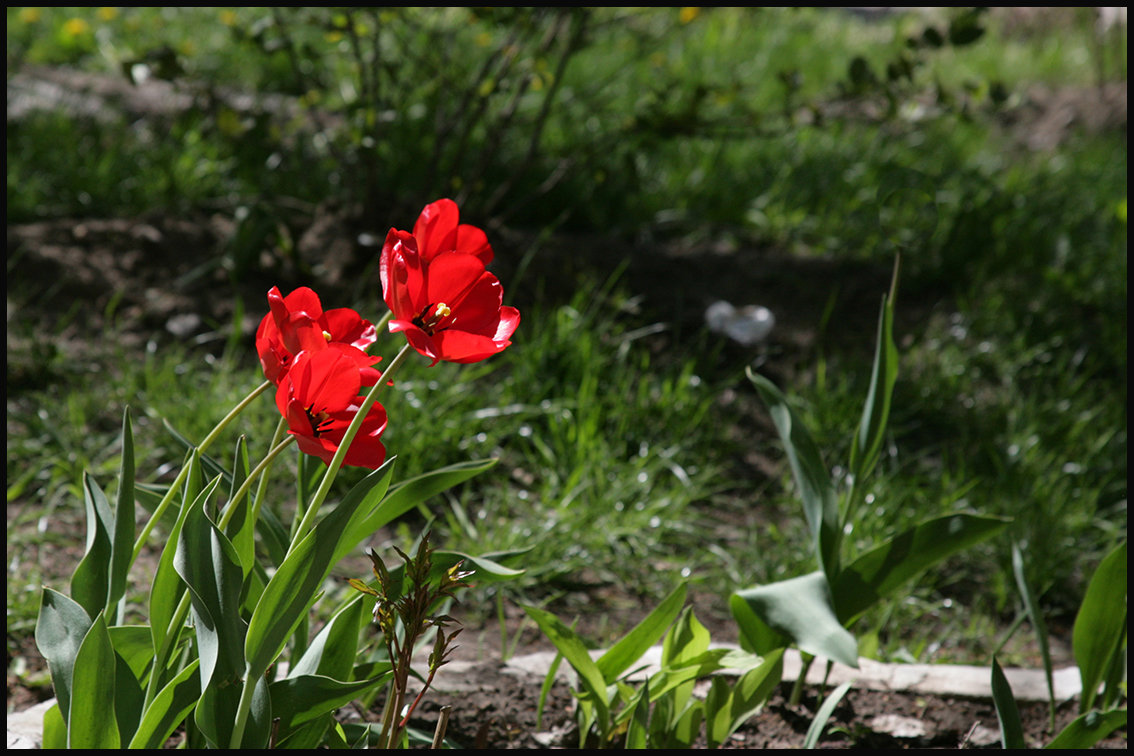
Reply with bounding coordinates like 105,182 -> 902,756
6,6 -> 1126,668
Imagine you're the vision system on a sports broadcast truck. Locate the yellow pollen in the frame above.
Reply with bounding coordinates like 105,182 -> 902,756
323,330 -> 333,341
434,303 -> 451,320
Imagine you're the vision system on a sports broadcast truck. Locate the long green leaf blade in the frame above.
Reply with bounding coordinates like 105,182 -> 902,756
108,407 -> 136,617
802,680 -> 853,749
245,459 -> 394,680
35,588 -> 92,725
747,370 -> 840,578
68,612 -> 120,748
1046,709 -> 1127,749
129,660 -> 201,749
598,582 -> 687,682
832,513 -> 1011,624
332,458 -> 496,565
1072,540 -> 1127,713
848,259 -> 900,484
522,604 -> 610,727
173,486 -> 247,690
70,472 -> 113,620
991,656 -> 1025,749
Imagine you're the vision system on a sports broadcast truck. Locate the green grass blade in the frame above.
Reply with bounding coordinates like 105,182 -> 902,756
990,656 -> 1025,749
1072,540 -> 1127,713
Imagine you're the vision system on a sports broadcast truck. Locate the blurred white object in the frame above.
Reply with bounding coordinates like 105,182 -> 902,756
705,300 -> 775,346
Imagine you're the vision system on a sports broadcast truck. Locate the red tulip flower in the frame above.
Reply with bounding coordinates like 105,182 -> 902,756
412,198 -> 494,265
256,286 -> 379,384
275,348 -> 388,469
380,202 -> 519,366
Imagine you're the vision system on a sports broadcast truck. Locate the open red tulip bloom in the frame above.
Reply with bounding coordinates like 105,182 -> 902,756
411,198 -> 494,265
256,286 -> 379,384
275,348 -> 388,469
380,201 -> 519,366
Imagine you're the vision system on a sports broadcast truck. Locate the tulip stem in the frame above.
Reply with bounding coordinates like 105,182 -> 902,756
289,343 -> 415,547
132,379 -> 272,564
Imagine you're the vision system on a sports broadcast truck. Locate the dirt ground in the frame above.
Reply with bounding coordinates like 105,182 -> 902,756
6,61 -> 1127,749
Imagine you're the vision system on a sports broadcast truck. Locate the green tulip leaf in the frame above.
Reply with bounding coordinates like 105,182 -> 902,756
332,458 -> 496,565
731,571 -> 858,668
991,656 -> 1026,749
747,370 -> 840,578
35,588 -> 92,724
128,660 -> 201,749
522,604 -> 610,728
174,488 -> 247,690
832,513 -> 1011,624
70,472 -> 113,620
269,673 -> 391,736
803,680 -> 853,749
1046,709 -> 1128,749
68,612 -> 120,748
599,582 -> 687,682
1072,540 -> 1127,713
245,459 -> 394,681
706,647 -> 784,749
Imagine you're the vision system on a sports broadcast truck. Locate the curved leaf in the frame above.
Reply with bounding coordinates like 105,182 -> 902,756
70,472 -> 113,620
747,370 -> 840,578
803,680 -> 853,749
245,459 -> 394,681
68,612 -> 120,748
599,582 -> 687,682
1046,709 -> 1127,749
522,604 -> 610,727
129,660 -> 201,749
705,648 -> 784,749
269,673 -> 390,735
832,513 -> 1011,624
1072,540 -> 1127,713
174,488 -> 247,690
991,656 -> 1025,749
332,458 -> 496,565
288,594 -> 367,680
731,571 -> 858,668
35,588 -> 92,723
848,260 -> 899,485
